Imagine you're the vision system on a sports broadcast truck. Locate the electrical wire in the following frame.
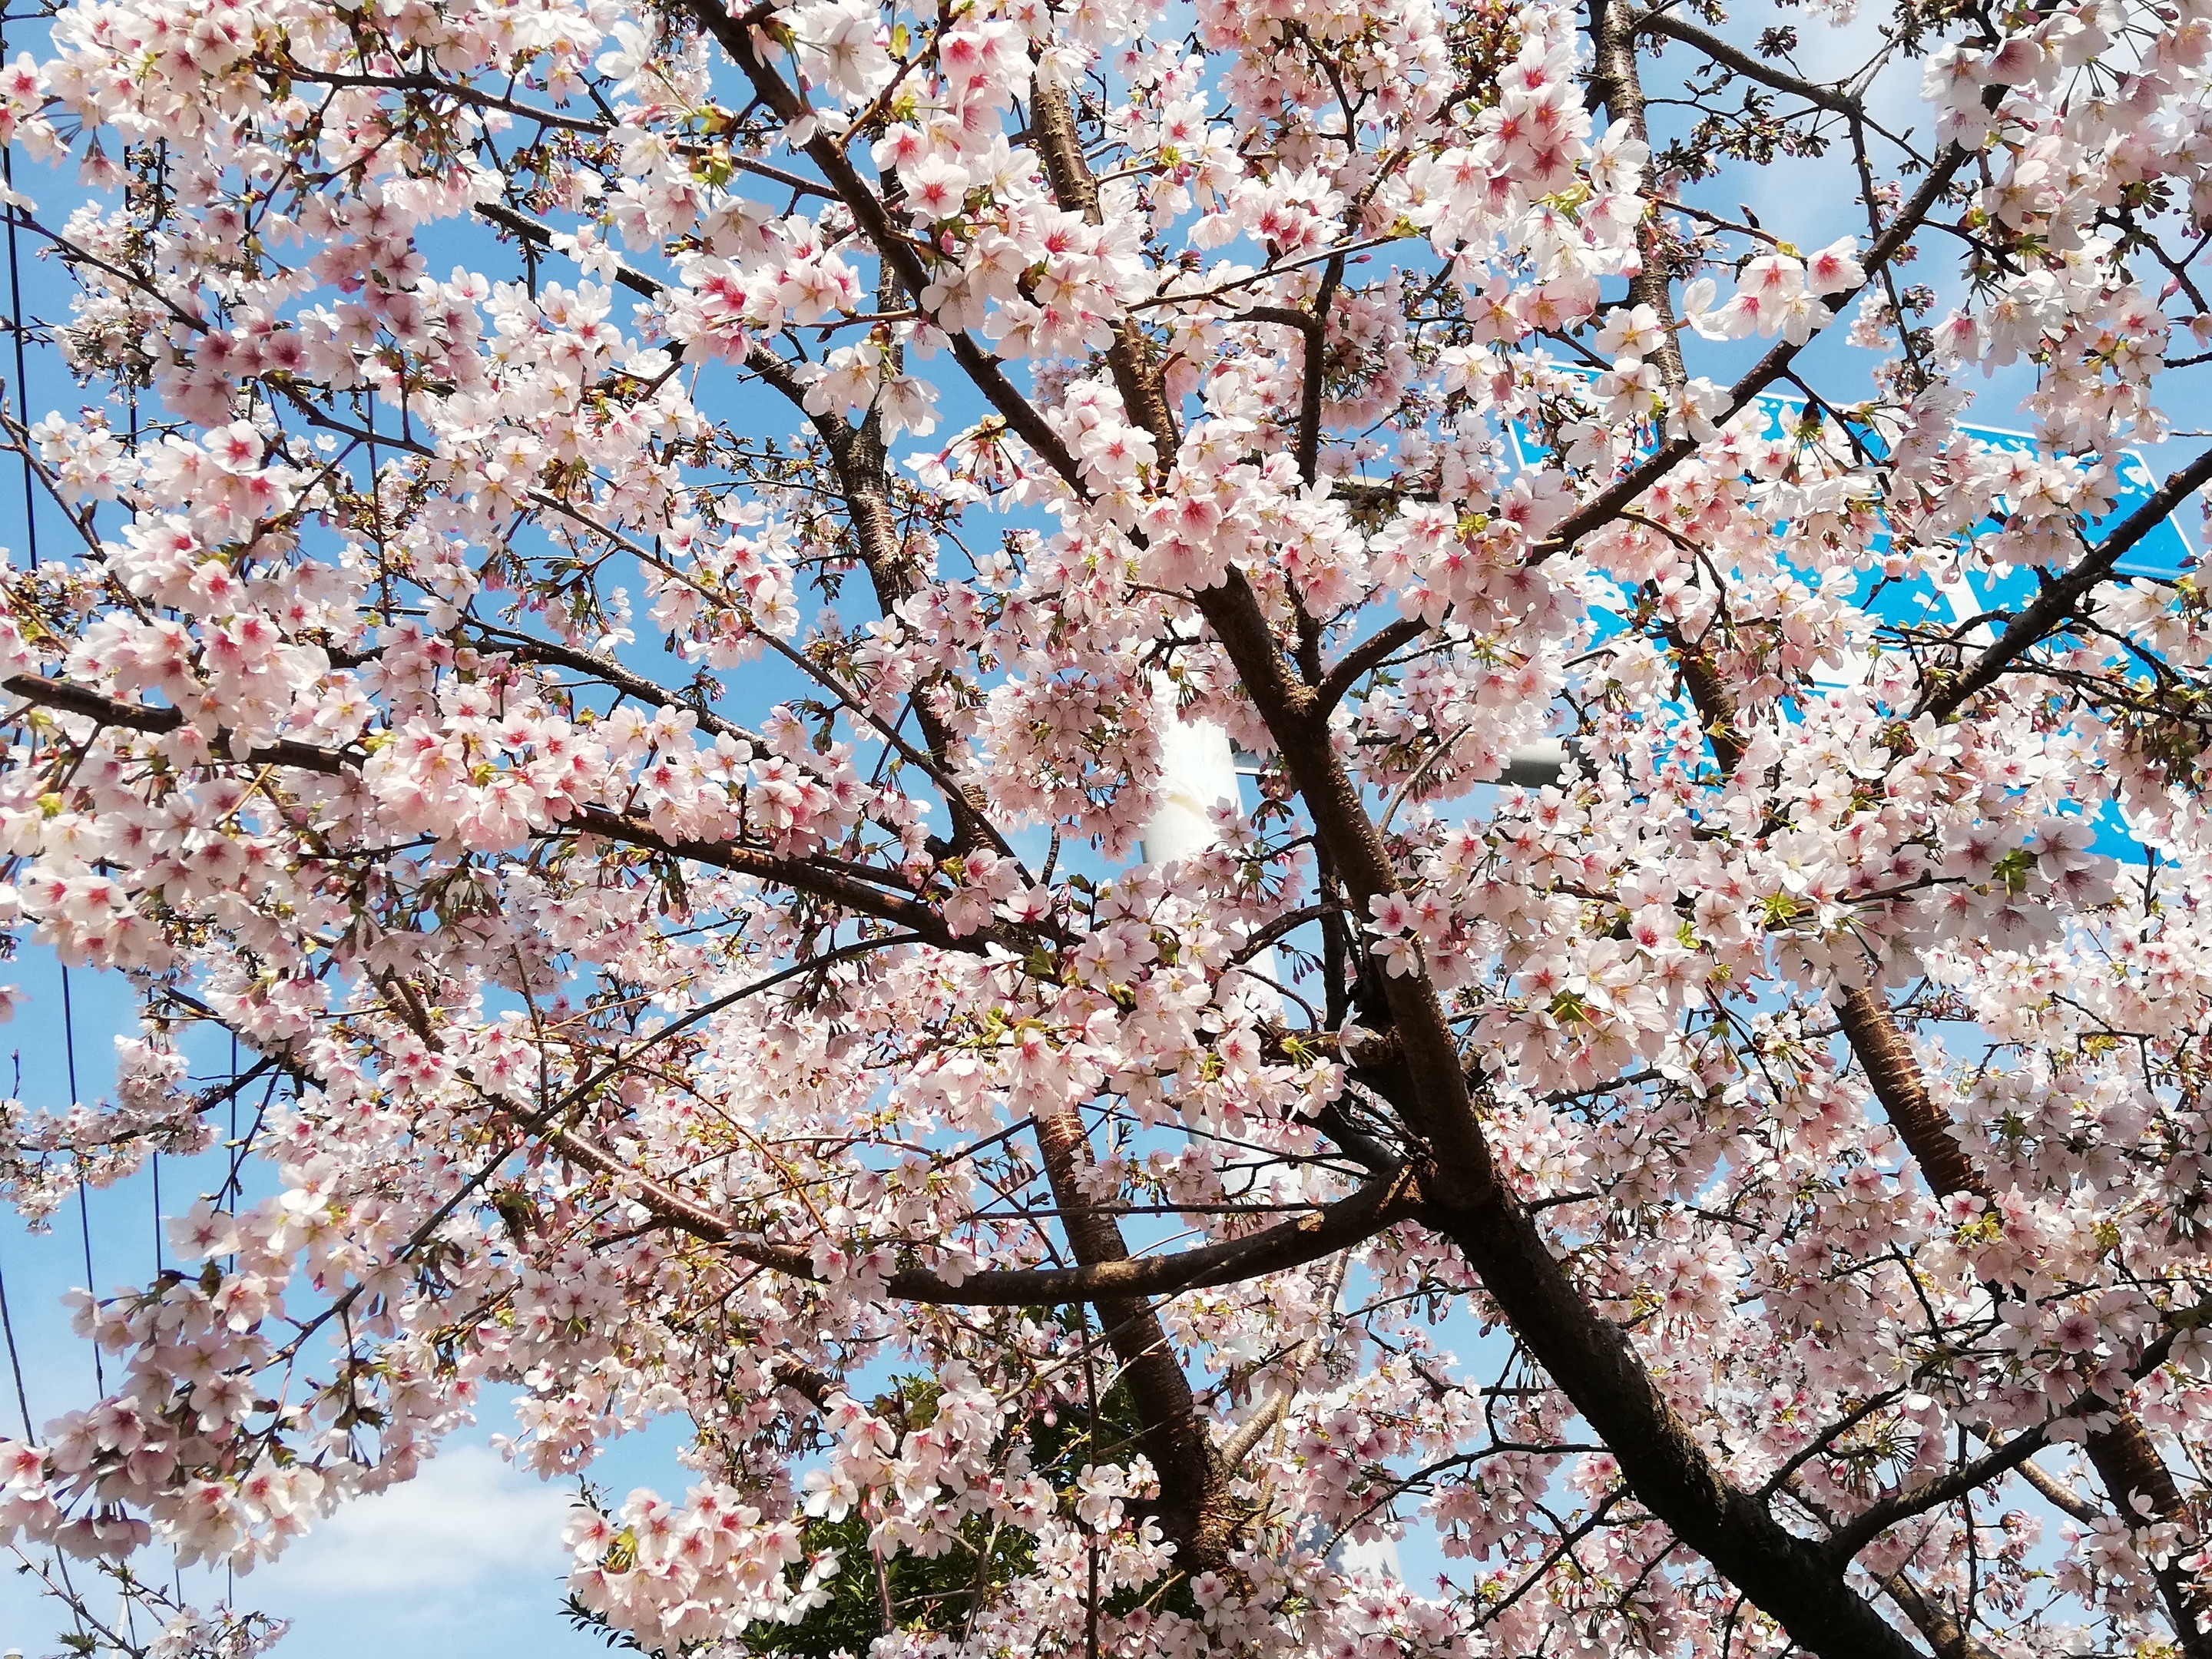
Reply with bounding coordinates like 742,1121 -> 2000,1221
61,968 -> 102,1393
0,1246 -> 31,1437
1,49 -> 35,571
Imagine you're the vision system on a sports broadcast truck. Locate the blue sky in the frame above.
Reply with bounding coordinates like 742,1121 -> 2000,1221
2,7 -> 2208,1656
0,943 -> 677,1656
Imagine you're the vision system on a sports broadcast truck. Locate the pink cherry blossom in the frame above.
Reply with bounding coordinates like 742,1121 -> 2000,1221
0,1 -> 2210,1656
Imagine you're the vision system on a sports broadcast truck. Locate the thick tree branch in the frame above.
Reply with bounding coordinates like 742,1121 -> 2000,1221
1825,1423 -> 2053,1562
1545,144 -> 1970,554
1835,979 -> 2210,1654
1833,987 -> 1985,1198
1881,1572 -> 2003,1659
1316,617 -> 1427,716
1634,9 -> 1860,117
1028,71 -> 1181,457
1675,631 -> 2210,1654
1591,0 -> 1690,392
1920,444 -> 2212,720
544,1125 -> 1418,1308
0,673 -> 984,952
680,5 -> 1091,494
1190,561 -> 1922,1657
1024,1095 -> 1233,1565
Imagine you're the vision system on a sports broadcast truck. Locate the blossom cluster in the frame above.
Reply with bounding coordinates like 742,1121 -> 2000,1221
3,0 -> 2212,1654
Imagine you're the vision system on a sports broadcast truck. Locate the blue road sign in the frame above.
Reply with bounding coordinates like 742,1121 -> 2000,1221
1506,373 -> 2196,635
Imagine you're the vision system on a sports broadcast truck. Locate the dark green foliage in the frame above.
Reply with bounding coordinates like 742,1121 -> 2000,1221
563,1323 -> 1190,1657
743,1510 -> 1037,1659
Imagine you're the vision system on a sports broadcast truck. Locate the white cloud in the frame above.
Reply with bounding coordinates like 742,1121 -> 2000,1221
267,1445 -> 577,1598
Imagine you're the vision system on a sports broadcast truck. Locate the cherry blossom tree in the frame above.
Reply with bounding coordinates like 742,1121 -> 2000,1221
2,0 -> 2212,1653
